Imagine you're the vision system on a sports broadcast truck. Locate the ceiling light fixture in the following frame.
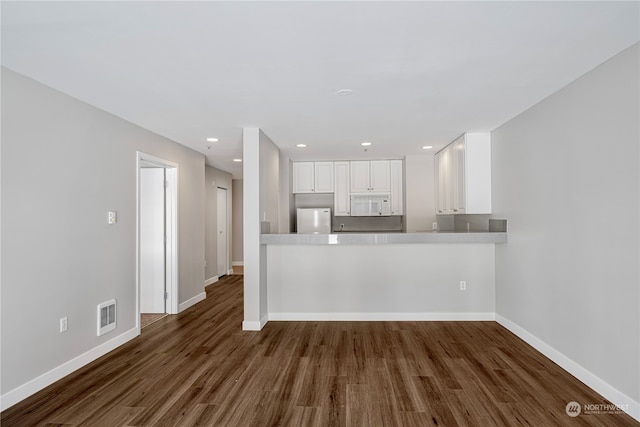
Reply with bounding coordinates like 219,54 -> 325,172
206,137 -> 218,142
361,142 -> 372,146
422,145 -> 433,150
233,158 -> 242,162
336,89 -> 353,96
296,144 -> 307,148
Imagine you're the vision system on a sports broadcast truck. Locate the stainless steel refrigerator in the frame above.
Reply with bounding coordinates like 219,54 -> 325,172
296,208 -> 331,234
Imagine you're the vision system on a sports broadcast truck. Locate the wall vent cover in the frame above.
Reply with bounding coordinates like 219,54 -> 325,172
97,299 -> 116,336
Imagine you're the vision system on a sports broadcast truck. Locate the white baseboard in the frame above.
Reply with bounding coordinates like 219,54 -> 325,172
242,314 -> 269,331
496,314 -> 639,422
204,276 -> 218,286
178,292 -> 206,312
227,268 -> 234,276
0,327 -> 138,411
268,312 -> 495,321
232,261 -> 244,266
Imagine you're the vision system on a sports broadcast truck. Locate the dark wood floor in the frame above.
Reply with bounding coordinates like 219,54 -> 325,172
3,275 -> 638,426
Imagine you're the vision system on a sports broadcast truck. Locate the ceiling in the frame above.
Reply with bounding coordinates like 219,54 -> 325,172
2,1 -> 638,179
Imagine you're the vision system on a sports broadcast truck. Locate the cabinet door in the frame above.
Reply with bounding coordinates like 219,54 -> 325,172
441,146 -> 453,213
452,136 -> 466,213
390,160 -> 403,215
293,162 -> 315,193
434,152 -> 442,214
370,160 -> 391,192
334,162 -> 350,216
350,161 -> 370,192
314,162 -> 334,193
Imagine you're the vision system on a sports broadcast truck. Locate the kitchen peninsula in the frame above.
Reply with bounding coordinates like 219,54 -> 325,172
261,231 -> 506,322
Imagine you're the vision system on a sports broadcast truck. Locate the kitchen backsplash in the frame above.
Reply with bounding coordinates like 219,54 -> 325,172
332,216 -> 403,232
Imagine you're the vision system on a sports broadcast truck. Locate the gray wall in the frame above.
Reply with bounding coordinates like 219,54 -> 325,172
405,154 -> 436,232
204,164 -> 232,280
232,179 -> 243,264
492,44 -> 639,402
1,68 -> 206,395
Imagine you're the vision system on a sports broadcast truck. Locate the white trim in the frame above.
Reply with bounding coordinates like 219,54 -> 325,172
136,152 -> 180,337
232,261 -> 244,266
227,268 -> 234,276
496,314 -> 640,422
204,276 -> 219,286
0,327 -> 138,411
242,314 -> 269,331
178,292 -> 206,313
268,312 -> 495,321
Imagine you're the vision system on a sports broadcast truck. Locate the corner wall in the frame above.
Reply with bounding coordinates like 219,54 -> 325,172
242,128 -> 280,330
492,44 -> 639,414
405,154 -> 436,232
1,68 -> 205,407
232,179 -> 244,264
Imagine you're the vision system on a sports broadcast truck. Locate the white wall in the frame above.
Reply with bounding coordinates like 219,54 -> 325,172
492,44 -> 639,409
268,244 -> 495,318
405,154 -> 436,232
242,128 -> 280,330
204,164 -> 233,281
232,179 -> 243,264
1,68 -> 205,405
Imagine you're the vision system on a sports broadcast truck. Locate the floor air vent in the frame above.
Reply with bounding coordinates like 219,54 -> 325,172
97,300 -> 116,336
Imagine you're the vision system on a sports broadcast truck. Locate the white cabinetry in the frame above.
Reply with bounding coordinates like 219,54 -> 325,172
293,161 -> 334,193
435,133 -> 491,214
334,162 -> 350,216
390,160 -> 403,215
350,160 -> 390,193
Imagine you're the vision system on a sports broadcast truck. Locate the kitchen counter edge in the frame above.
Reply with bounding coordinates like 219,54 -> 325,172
260,232 -> 507,245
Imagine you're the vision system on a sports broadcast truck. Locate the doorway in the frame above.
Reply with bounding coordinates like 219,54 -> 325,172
217,187 -> 229,277
137,152 -> 178,333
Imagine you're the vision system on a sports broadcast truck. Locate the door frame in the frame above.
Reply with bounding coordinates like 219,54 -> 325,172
136,152 -> 179,334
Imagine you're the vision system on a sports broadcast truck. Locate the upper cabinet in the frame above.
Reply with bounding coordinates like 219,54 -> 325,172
435,133 -> 491,214
293,161 -> 334,193
334,161 -> 350,216
390,160 -> 404,215
350,160 -> 391,193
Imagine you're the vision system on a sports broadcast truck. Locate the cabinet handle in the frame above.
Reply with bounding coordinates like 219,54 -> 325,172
453,209 -> 458,212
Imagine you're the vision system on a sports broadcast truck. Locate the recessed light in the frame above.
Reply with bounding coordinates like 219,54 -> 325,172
233,158 -> 242,162
296,144 -> 307,148
206,137 -> 218,142
422,145 -> 433,150
336,89 -> 353,96
361,142 -> 372,146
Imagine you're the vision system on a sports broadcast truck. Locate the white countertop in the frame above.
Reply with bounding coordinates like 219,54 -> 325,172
260,231 -> 507,245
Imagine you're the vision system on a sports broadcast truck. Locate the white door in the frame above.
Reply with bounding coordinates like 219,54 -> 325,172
140,167 -> 165,313
217,187 -> 228,277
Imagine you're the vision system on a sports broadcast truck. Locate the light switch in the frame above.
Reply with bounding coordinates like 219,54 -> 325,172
108,211 -> 117,224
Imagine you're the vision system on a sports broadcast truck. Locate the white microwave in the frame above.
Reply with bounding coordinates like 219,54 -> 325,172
350,194 -> 391,216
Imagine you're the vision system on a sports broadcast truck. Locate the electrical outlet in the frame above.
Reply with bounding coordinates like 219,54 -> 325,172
459,281 -> 467,291
107,211 -> 117,224
432,222 -> 438,230
60,317 -> 68,332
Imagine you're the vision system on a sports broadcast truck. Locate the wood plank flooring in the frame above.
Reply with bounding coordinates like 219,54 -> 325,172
3,274 -> 638,426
